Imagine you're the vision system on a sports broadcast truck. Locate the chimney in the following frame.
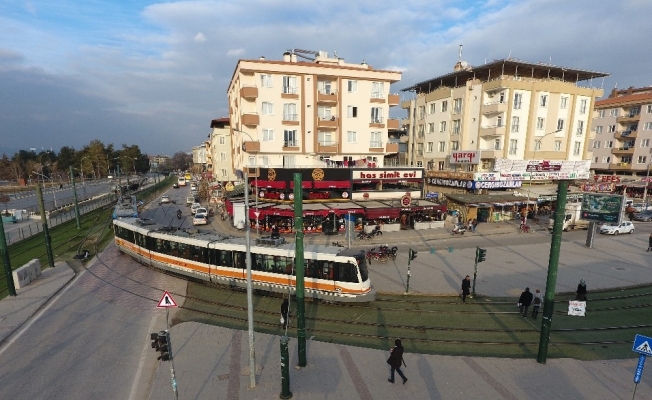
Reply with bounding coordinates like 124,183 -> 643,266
291,53 -> 297,62
259,56 -> 265,60
283,52 -> 291,62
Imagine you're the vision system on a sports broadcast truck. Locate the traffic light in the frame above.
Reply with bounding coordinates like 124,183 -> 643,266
475,247 -> 487,263
151,330 -> 170,361
408,248 -> 418,261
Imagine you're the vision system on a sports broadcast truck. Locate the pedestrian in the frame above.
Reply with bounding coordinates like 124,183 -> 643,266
472,218 -> 478,232
468,219 -> 474,232
386,339 -> 408,384
647,233 -> 652,251
518,287 -> 534,317
280,298 -> 290,329
461,275 -> 471,302
576,279 -> 587,301
531,289 -> 543,319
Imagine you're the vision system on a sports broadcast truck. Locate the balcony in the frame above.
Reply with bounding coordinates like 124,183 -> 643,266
616,130 -> 638,139
317,116 -> 338,128
242,141 -> 260,153
370,116 -> 385,128
479,124 -> 506,137
387,118 -> 400,130
369,141 -> 384,152
611,147 -> 635,155
317,89 -> 338,104
609,162 -> 632,171
482,101 -> 508,114
317,141 -> 338,153
240,86 -> 258,100
388,93 -> 400,106
479,149 -> 502,159
282,140 -> 300,151
386,142 -> 399,153
282,114 -> 300,126
242,113 -> 259,126
617,114 -> 640,123
281,86 -> 299,99
370,92 -> 385,103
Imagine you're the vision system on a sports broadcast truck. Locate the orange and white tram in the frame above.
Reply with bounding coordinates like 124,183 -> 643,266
113,218 -> 375,302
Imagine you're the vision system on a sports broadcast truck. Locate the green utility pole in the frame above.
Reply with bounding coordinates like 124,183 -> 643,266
279,336 -> 292,399
36,184 -> 55,268
293,173 -> 307,367
537,180 -> 569,364
472,247 -> 486,297
0,215 -> 17,296
70,167 -> 81,229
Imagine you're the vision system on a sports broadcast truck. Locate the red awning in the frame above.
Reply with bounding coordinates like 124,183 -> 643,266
289,181 -> 313,189
255,180 -> 286,189
312,180 -> 351,189
266,208 -> 294,217
365,208 -> 401,219
303,210 -> 330,217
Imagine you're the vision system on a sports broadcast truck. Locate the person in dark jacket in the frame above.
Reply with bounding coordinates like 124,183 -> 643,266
518,287 -> 534,317
461,275 -> 471,302
647,233 -> 652,251
280,298 -> 290,329
576,279 -> 587,301
387,338 -> 407,384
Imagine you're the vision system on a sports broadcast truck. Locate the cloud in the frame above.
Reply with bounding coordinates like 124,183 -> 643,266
226,48 -> 245,57
194,32 -> 206,42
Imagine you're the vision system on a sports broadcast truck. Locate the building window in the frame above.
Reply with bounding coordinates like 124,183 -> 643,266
283,156 -> 295,167
452,120 -> 461,135
647,105 -> 652,113
641,139 -> 650,147
644,122 -> 652,130
262,102 -> 274,115
604,141 -> 613,148
494,139 -> 501,150
260,74 -> 272,88
439,121 -> 447,133
441,100 -> 448,112
497,115 -> 503,127
347,106 -> 358,118
262,156 -> 269,167
509,139 -> 517,155
608,125 -> 616,133
418,125 -> 425,138
438,141 -> 446,152
536,117 -> 545,130
219,136 -> 226,145
427,142 -> 433,152
317,105 -> 332,121
513,93 -> 522,109
418,106 -> 425,120
598,110 -> 605,118
371,82 -> 384,99
594,156 -> 598,163
638,156 -> 647,164
262,129 -> 274,141
347,131 -> 357,143
555,140 -> 562,151
284,103 -> 298,121
629,106 -> 641,117
602,156 -> 611,163
429,103 -> 436,114
428,123 -> 435,134
592,141 -> 600,149
416,143 -> 424,156
595,126 -> 603,134
610,109 -> 618,117
579,99 -> 587,114
534,141 -> 541,151
370,107 -> 383,124
318,80 -> 333,95
451,141 -> 459,150
511,116 -> 520,133
282,76 -> 297,94
318,132 -> 333,146
220,152 -> 227,161
540,95 -> 548,107
573,141 -> 581,156
370,132 -> 382,148
284,130 -> 298,147
248,156 -> 256,166
347,80 -> 358,93
561,96 -> 569,109
576,120 -> 584,136
556,119 -> 565,131
438,161 -> 445,170
453,98 -> 462,114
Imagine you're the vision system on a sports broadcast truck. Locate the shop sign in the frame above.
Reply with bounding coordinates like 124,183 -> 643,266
225,182 -> 235,191
308,192 -> 330,200
363,192 -> 370,199
471,180 -> 522,189
427,170 -> 474,180
260,191 -> 286,200
494,159 -> 591,180
475,172 -> 501,181
342,192 -> 349,198
581,183 -> 613,192
593,175 -> 621,183
425,192 -> 438,198
353,170 -> 422,180
450,151 -> 480,165
400,194 -> 412,207
427,177 -> 471,188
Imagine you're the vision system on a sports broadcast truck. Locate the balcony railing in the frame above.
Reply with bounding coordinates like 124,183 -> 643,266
453,107 -> 462,114
318,88 -> 336,95
369,141 -> 383,148
283,140 -> 299,148
371,116 -> 385,124
318,140 -> 337,146
283,114 -> 299,121
371,92 -> 385,99
282,86 -> 298,95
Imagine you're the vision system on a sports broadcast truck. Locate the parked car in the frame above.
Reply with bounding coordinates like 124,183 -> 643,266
633,211 -> 652,222
599,221 -> 635,235
190,202 -> 201,215
192,213 -> 208,226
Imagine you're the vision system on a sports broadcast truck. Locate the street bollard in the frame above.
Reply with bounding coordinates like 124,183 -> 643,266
448,246 -> 453,253
430,248 -> 435,254
279,336 -> 292,399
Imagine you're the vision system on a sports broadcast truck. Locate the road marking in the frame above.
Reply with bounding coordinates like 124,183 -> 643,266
128,314 -> 160,400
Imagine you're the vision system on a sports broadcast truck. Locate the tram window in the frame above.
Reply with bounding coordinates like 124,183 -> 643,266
135,233 -> 147,248
155,239 -> 168,254
282,258 -> 294,275
189,245 -> 203,262
253,253 -> 264,271
177,243 -> 190,259
233,252 -> 245,269
263,255 -> 275,272
336,262 -> 359,283
320,261 -> 334,281
146,236 -> 154,251
305,259 -> 318,279
216,250 -> 232,268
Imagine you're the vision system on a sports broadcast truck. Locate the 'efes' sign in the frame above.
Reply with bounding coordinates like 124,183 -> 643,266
580,193 -> 624,223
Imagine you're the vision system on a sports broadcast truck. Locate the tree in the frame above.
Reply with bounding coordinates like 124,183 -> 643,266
56,146 -> 77,171
0,193 -> 9,215
0,154 -> 12,181
170,152 -> 192,171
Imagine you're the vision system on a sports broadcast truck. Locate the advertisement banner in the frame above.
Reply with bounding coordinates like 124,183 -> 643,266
580,193 -> 624,223
450,151 -> 480,165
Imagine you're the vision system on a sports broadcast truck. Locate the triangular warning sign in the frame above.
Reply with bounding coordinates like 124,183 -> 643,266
157,291 -> 178,308
635,341 -> 652,356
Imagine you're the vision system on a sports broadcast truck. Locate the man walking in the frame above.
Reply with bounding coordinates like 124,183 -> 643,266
518,287 -> 533,317
647,233 -> 652,251
531,289 -> 543,319
387,339 -> 408,384
461,275 -> 471,302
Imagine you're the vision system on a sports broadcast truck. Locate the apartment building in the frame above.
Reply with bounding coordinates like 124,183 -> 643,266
590,86 -> 652,176
209,117 -> 238,182
192,145 -> 207,173
227,50 -> 402,175
400,58 -> 607,191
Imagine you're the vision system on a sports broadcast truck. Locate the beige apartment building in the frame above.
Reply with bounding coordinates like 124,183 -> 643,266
401,58 -> 607,174
208,117 -> 238,182
227,50 -> 402,175
590,86 -> 652,177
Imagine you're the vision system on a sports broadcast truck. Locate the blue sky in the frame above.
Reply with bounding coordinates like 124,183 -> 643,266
1,0 -> 650,157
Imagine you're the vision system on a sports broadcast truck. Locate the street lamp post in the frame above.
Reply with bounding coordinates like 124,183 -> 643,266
233,129 -> 260,236
32,171 -> 57,209
525,129 -> 562,225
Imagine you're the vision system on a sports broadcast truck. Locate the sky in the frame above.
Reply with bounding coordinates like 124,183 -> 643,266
1,0 -> 651,158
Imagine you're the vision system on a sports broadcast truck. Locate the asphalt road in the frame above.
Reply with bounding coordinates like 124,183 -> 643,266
5,180 -> 113,212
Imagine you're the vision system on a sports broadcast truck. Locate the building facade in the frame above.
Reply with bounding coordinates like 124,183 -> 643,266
590,86 -> 652,177
227,50 -> 402,176
209,118 -> 238,182
400,58 -> 607,194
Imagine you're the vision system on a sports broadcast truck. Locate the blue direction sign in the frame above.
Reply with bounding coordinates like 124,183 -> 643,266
634,355 -> 646,384
633,334 -> 652,356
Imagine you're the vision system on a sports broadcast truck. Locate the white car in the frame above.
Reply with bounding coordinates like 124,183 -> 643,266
160,195 -> 171,204
195,207 -> 208,216
599,221 -> 634,235
190,202 -> 201,215
192,213 -> 208,226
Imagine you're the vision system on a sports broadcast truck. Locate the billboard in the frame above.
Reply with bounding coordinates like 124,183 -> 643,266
494,159 -> 591,180
580,193 -> 624,223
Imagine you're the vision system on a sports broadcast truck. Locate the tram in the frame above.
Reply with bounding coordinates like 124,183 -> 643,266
113,218 -> 374,302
